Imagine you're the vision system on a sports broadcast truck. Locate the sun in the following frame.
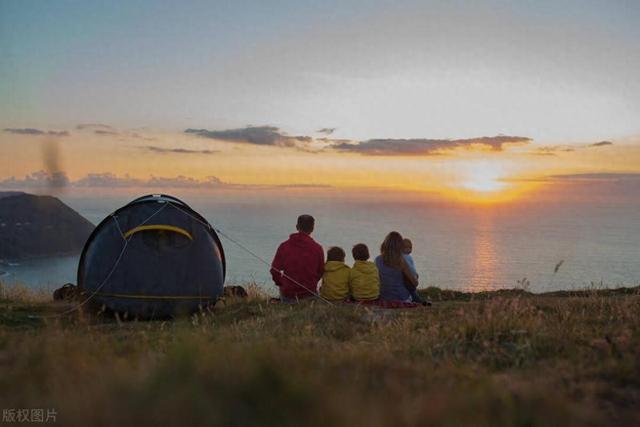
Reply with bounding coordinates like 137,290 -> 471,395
442,160 -> 534,204
460,161 -> 509,193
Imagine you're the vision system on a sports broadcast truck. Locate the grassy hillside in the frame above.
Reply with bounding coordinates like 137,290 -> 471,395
1,284 -> 639,426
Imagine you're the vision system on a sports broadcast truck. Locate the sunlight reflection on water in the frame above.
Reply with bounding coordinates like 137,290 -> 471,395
466,213 -> 499,291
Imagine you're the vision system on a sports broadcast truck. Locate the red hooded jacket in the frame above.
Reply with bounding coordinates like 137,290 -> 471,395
271,232 -> 324,299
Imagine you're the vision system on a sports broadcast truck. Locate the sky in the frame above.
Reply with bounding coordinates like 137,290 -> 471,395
1,0 -> 639,203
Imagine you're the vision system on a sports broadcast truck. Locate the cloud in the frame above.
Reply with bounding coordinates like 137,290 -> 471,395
528,146 -> 575,156
75,123 -> 120,136
589,141 -> 613,147
3,128 -> 69,137
185,126 -> 313,148
75,124 -> 160,141
72,173 -> 224,188
0,172 -> 225,189
332,135 -> 531,156
4,128 -> 44,135
146,175 -> 223,188
506,172 -> 640,184
0,171 -> 329,191
527,140 -> 614,156
317,127 -> 336,135
76,123 -> 114,131
73,173 -> 142,188
94,129 -> 119,136
141,146 -> 218,155
74,174 -> 224,188
0,171 -> 70,188
130,132 -> 156,141
549,173 -> 640,182
185,126 -> 532,156
317,138 -> 352,146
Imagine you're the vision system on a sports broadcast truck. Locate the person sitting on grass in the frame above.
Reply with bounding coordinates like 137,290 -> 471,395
376,231 -> 419,302
271,214 -> 324,302
349,243 -> 380,301
319,246 -> 351,301
402,238 -> 429,306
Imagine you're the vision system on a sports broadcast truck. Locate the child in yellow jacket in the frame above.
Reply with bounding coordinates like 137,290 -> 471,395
349,243 -> 380,301
320,246 -> 351,301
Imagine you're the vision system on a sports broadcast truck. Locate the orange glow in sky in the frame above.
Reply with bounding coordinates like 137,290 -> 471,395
0,129 -> 638,205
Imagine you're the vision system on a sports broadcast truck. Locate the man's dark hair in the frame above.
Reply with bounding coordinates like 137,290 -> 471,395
296,214 -> 315,234
352,243 -> 370,261
327,246 -> 346,262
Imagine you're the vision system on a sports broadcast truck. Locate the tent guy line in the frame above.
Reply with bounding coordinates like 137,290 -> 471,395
165,202 -> 335,306
28,202 -> 169,319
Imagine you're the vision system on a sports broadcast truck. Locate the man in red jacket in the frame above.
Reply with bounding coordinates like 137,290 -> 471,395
271,214 -> 324,301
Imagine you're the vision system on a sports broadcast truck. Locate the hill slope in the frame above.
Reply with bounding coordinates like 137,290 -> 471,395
1,286 -> 639,426
0,192 -> 94,260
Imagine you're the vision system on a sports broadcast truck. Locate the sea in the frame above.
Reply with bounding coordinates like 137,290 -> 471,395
1,191 -> 639,294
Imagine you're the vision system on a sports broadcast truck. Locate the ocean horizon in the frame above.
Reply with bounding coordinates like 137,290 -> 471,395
2,190 -> 638,294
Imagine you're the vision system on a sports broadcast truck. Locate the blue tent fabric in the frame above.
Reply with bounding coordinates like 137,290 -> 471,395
77,195 -> 225,318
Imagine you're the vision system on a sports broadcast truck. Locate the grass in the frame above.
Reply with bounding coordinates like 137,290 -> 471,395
0,283 -> 639,426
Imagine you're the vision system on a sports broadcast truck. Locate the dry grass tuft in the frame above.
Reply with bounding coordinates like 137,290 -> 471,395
0,281 -> 51,303
1,286 -> 639,426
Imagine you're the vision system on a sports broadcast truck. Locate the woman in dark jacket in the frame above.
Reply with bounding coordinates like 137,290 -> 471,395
375,231 -> 419,301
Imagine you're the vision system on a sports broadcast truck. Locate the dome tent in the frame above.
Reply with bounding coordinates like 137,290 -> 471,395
78,194 -> 225,318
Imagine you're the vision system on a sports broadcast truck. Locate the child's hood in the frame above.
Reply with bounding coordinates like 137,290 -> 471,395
353,260 -> 378,274
325,261 -> 349,272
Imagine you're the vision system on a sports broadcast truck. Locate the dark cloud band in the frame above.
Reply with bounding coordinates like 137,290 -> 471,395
185,126 -> 312,147
332,135 -> 531,156
186,125 -> 531,156
3,128 -> 69,137
317,127 -> 336,135
589,141 -> 613,147
142,146 -> 218,155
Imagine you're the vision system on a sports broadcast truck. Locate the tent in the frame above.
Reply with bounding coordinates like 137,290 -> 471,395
77,194 -> 226,318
